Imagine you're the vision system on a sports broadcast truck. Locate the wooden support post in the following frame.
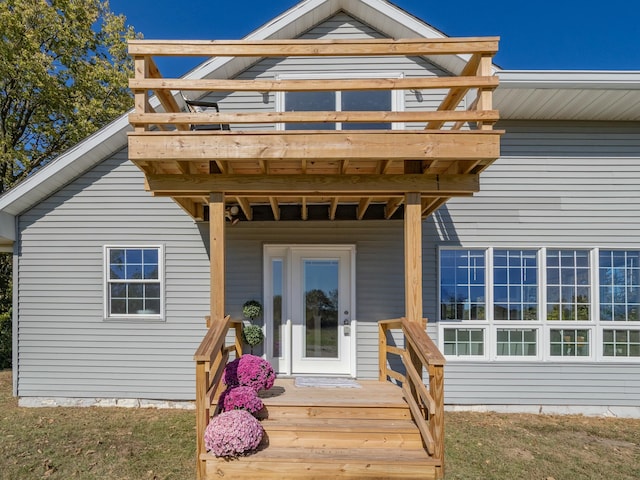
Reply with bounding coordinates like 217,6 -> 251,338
195,361 -> 208,480
429,364 -> 446,475
477,55 -> 494,131
378,322 -> 387,381
209,193 -> 225,327
133,56 -> 149,133
404,193 -> 423,323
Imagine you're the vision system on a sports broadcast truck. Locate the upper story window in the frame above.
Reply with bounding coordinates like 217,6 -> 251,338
278,73 -> 401,131
104,246 -> 163,320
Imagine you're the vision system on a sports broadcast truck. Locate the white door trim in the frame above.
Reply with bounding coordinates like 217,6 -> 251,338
263,244 -> 357,377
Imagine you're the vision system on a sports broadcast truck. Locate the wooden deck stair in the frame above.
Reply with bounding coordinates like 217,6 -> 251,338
200,379 -> 441,479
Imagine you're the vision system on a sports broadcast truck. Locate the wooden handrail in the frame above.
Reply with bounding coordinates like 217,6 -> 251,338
128,37 -> 500,57
128,36 -> 499,135
194,316 -> 243,480
379,317 -> 446,476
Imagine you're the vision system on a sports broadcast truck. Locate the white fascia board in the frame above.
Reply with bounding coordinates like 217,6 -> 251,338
0,113 -> 131,216
0,211 -> 15,246
185,0 -> 336,81
498,70 -> 640,90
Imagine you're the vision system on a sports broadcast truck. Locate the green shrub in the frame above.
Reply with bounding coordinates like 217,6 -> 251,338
0,311 -> 11,369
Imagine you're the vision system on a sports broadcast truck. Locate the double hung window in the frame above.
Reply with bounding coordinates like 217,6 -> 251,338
105,246 -> 163,319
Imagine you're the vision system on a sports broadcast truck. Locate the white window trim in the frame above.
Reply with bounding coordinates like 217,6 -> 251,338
103,245 -> 165,322
437,246 -> 608,363
275,72 -> 405,131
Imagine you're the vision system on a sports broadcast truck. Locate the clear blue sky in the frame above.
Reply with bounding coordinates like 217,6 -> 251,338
110,0 -> 639,77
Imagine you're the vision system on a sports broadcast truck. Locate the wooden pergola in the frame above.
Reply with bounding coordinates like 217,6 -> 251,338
127,36 -> 502,479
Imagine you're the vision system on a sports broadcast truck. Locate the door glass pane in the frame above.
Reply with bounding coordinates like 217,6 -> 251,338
304,260 -> 339,358
272,259 -> 283,358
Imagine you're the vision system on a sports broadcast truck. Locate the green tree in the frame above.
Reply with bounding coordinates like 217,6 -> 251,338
0,0 -> 137,192
0,0 -> 138,367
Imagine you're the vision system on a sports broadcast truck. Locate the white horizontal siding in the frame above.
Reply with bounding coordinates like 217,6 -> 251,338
17,152 -> 210,400
426,120 -> 640,407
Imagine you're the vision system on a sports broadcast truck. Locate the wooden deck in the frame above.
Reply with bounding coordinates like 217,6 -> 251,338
201,378 -> 441,479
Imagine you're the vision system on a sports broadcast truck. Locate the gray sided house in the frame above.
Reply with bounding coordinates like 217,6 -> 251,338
1,0 -> 639,416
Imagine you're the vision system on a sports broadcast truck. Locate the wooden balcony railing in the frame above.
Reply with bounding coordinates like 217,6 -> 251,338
127,37 -> 501,222
193,316 -> 243,480
128,37 -> 500,135
379,318 -> 446,475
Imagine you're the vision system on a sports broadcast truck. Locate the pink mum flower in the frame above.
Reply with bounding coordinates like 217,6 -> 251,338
204,410 -> 264,457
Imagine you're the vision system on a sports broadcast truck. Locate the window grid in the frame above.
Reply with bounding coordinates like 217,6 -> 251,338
599,250 -> 640,322
550,329 -> 590,357
546,250 -> 591,321
494,250 -> 538,321
440,250 -> 486,321
496,328 -> 537,356
443,328 -> 484,356
603,329 -> 640,357
106,247 -> 162,318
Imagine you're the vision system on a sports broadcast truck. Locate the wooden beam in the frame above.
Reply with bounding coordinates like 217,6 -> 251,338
128,37 -> 500,57
145,57 -> 190,129
209,193 -> 225,323
357,198 -> 372,220
422,197 -> 450,217
269,197 -> 280,221
128,131 -> 502,162
380,160 -> 393,174
341,159 -> 350,174
173,197 -> 204,221
385,197 -> 404,219
329,198 -> 339,220
145,173 -> 480,196
301,197 -> 308,221
404,193 -> 423,323
128,109 -> 500,126
236,196 -> 253,221
425,53 -> 483,130
130,76 -> 499,93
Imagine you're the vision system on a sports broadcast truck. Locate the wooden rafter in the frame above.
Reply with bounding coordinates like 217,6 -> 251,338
236,196 -> 253,221
329,198 -> 339,220
385,197 -> 404,219
357,198 -> 372,220
269,197 -> 280,221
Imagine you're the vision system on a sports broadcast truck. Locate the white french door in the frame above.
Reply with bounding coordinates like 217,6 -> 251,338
264,245 -> 355,376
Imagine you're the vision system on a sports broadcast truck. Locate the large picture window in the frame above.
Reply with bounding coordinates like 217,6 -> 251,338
105,246 -> 163,319
439,247 -> 639,362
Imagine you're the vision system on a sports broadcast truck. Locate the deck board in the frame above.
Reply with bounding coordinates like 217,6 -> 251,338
259,378 -> 406,407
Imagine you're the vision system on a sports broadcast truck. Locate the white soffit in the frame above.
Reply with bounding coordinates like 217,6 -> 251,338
496,71 -> 640,121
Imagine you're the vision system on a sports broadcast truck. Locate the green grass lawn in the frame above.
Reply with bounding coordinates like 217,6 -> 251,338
1,370 -> 638,479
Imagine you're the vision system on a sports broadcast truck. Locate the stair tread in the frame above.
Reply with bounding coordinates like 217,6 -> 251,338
202,446 -> 437,465
262,417 -> 419,433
